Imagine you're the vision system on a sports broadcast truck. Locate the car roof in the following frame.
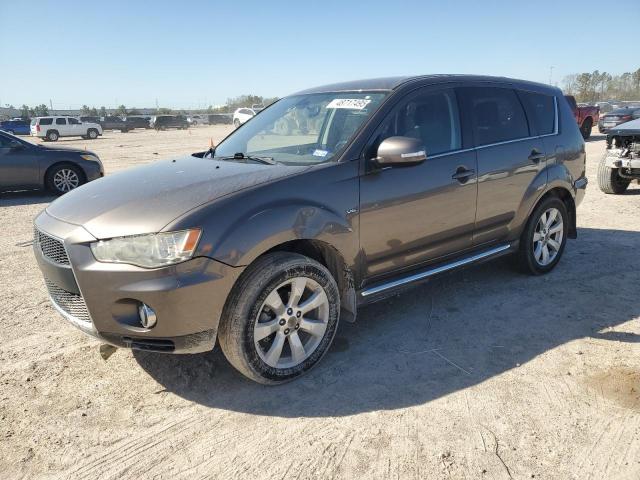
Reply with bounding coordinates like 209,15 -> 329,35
293,74 -> 557,95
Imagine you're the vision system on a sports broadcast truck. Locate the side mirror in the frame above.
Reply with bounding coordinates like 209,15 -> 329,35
374,136 -> 427,167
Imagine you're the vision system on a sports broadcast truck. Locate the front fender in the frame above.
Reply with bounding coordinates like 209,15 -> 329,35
210,201 -> 354,266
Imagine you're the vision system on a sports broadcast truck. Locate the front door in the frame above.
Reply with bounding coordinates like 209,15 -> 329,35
0,136 -> 39,189
359,87 -> 478,281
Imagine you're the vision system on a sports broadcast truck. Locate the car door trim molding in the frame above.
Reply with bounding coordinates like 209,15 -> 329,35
360,243 -> 511,297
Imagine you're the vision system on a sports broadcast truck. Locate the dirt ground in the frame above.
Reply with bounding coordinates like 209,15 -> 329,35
1,126 -> 639,480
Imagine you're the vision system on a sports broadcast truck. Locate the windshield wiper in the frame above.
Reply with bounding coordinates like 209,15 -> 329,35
217,152 -> 277,165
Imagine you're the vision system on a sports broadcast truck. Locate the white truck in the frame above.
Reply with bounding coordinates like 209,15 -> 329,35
30,116 -> 103,142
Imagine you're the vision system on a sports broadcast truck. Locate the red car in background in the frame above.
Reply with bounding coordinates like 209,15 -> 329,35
564,95 -> 599,139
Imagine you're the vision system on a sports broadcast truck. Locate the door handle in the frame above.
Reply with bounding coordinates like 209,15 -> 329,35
452,167 -> 475,182
528,149 -> 545,163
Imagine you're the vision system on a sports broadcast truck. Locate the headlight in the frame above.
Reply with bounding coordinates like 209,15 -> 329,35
80,154 -> 100,162
91,229 -> 201,268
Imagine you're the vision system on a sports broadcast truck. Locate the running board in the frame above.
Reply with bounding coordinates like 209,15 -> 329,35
360,244 -> 512,298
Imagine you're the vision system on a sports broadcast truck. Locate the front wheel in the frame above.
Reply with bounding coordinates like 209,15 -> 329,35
516,196 -> 568,275
218,252 -> 340,384
598,156 -> 630,194
233,119 -> 241,128
46,164 -> 84,195
87,129 -> 98,139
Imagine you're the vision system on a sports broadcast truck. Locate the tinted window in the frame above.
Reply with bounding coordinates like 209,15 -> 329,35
68,117 -> 80,125
368,88 -> 461,156
519,91 -> 555,135
55,118 -> 67,125
461,87 -> 529,146
39,118 -> 53,125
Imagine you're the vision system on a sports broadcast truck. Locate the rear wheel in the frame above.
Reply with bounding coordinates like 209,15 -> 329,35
46,130 -> 59,142
580,118 -> 592,140
46,164 -> 84,195
218,252 -> 340,384
234,119 -> 241,128
598,156 -> 630,194
516,196 -> 568,275
87,128 -> 98,139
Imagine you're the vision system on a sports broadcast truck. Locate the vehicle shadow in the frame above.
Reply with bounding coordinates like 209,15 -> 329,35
0,190 -> 56,207
134,226 -> 640,418
586,133 -> 606,143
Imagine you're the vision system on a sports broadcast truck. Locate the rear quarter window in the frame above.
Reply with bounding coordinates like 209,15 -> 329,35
39,118 -> 53,125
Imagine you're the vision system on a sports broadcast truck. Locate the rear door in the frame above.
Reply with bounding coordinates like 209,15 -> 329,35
55,117 -> 69,136
458,86 -> 547,245
67,117 -> 82,136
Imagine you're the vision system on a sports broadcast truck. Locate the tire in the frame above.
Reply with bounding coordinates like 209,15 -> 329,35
580,118 -> 592,140
598,155 -> 630,194
218,252 -> 340,385
234,119 -> 241,128
46,163 -> 85,195
46,130 -> 59,142
516,196 -> 568,275
87,129 -> 98,140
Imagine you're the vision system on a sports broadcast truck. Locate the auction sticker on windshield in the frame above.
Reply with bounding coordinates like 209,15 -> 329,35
327,98 -> 371,110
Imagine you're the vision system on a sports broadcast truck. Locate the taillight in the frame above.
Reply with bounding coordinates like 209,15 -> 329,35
621,115 -> 632,121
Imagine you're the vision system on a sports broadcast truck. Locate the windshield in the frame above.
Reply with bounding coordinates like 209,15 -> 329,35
214,92 -> 388,165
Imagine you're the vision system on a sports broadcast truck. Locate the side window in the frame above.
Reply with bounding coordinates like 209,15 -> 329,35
518,91 -> 555,135
460,87 -> 529,146
68,117 -> 80,125
366,88 -> 461,158
40,118 -> 53,125
55,118 -> 67,125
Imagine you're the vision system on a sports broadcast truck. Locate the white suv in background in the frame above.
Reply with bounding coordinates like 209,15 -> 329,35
232,108 -> 256,128
30,116 -> 103,142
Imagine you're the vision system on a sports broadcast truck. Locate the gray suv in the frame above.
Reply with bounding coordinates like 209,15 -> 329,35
33,75 -> 587,384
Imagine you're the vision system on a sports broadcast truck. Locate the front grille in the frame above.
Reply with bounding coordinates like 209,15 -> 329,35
45,278 -> 91,323
34,228 -> 70,265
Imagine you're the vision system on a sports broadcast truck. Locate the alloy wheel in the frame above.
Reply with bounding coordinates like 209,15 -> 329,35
532,207 -> 563,266
53,168 -> 80,192
254,277 -> 329,369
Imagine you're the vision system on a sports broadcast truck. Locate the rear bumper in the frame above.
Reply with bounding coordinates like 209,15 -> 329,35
574,176 -> 588,207
33,211 -> 243,353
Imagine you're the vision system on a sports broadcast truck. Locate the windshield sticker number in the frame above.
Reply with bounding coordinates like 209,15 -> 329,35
327,98 -> 371,110
313,149 -> 329,157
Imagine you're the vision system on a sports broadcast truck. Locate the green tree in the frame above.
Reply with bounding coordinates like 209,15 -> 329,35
33,104 -> 49,116
116,104 -> 128,116
157,107 -> 173,114
81,105 -> 91,115
89,107 -> 98,116
20,104 -> 30,118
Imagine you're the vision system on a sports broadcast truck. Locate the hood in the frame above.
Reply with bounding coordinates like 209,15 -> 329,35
607,118 -> 640,136
38,144 -> 97,156
46,155 -> 309,239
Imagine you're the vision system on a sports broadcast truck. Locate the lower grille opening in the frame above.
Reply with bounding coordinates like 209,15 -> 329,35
45,278 -> 91,323
123,337 -> 175,352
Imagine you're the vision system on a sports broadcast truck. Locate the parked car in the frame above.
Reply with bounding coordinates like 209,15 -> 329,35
598,107 -> 640,133
0,130 -> 103,194
30,116 -> 103,142
187,115 -> 208,126
33,75 -> 586,384
595,102 -> 614,114
79,116 -> 100,124
124,116 -> 151,129
233,108 -> 256,127
564,95 -> 599,139
0,119 -> 30,135
207,113 -> 233,125
252,103 -> 265,112
150,115 -> 189,130
99,116 -> 131,132
598,118 -> 640,194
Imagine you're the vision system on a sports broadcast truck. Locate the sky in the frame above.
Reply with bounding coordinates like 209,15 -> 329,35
1,0 -> 638,110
